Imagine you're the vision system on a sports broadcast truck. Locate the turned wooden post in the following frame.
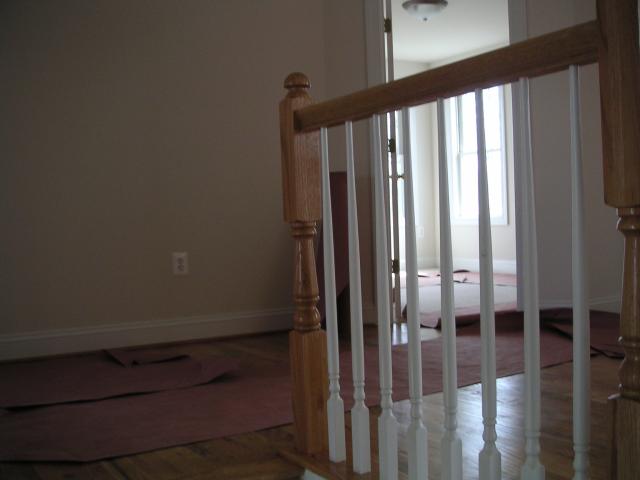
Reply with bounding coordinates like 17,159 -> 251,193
280,72 -> 328,454
597,1 -> 640,477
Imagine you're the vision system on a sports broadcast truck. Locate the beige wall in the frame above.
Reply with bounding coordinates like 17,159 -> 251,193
0,0 -> 375,341
2,0 -> 620,353
525,0 -> 623,309
394,60 -> 438,268
323,0 -> 376,323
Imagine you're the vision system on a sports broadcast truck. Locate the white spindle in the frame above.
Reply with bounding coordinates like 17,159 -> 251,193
384,0 -> 402,323
372,115 -> 399,479
437,98 -> 463,480
345,121 -> 371,474
401,107 -> 429,480
518,78 -> 545,480
321,127 -> 347,463
569,65 -> 590,480
475,89 -> 502,480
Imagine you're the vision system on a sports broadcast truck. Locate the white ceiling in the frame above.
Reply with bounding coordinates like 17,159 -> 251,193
391,0 -> 510,64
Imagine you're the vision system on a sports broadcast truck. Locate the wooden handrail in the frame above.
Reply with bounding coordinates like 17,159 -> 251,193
294,21 -> 599,132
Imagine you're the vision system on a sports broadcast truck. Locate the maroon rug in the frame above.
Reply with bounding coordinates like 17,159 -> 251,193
450,271 -> 518,287
541,308 -> 622,358
0,350 -> 238,408
402,270 -> 518,288
419,302 -> 519,329
0,370 -> 290,462
340,310 -> 574,409
0,313 -> 576,462
398,270 -> 519,328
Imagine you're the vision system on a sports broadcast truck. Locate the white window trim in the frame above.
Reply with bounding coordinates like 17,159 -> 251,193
446,87 -> 509,226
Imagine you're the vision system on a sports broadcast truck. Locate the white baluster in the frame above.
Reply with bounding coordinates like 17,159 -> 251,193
569,65 -> 590,480
437,98 -> 463,480
476,89 -> 502,480
372,115 -> 399,479
518,78 -> 545,480
321,127 -> 347,463
345,121 -> 371,474
401,107 -> 429,480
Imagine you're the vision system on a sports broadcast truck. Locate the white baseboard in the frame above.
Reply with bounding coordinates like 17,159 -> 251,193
0,307 -> 294,361
452,258 -> 517,274
540,294 -> 621,314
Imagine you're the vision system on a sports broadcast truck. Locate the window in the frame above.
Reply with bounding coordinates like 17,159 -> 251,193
448,86 -> 508,225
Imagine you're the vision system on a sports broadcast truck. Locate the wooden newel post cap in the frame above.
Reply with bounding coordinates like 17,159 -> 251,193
280,71 -> 320,222
284,72 -> 310,92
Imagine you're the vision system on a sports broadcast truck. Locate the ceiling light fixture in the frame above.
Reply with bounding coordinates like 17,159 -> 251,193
402,0 -> 448,21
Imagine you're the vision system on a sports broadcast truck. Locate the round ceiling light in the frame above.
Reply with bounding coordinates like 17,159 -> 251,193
402,0 -> 448,21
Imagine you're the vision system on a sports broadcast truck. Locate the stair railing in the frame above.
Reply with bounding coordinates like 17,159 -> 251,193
279,1 -> 640,478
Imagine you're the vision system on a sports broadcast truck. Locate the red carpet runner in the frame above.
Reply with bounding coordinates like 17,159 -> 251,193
0,311 -> 588,462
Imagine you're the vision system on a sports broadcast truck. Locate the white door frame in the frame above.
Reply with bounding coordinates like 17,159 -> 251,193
364,0 -> 399,322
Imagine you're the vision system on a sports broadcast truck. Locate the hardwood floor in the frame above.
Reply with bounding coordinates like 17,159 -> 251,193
0,326 -> 620,480
284,355 -> 618,480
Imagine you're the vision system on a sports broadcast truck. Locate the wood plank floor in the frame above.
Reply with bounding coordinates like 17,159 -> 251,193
0,326 -> 620,480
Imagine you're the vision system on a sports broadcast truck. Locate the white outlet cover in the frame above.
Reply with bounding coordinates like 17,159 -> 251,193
172,252 -> 188,275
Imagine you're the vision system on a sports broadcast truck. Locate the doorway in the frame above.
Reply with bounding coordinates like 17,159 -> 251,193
386,0 -> 518,325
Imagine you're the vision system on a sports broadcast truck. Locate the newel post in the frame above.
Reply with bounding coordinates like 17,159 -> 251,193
279,72 -> 329,454
597,0 -> 640,478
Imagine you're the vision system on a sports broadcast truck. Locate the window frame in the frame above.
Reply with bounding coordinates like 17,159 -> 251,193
446,86 -> 509,226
